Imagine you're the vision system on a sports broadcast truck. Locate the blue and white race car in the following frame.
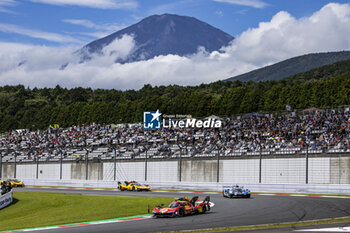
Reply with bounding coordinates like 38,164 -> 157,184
223,185 -> 251,198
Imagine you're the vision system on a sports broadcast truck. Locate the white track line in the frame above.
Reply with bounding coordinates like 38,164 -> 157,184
296,227 -> 350,232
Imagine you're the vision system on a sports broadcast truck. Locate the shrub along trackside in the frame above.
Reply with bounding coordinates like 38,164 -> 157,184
0,191 -> 173,231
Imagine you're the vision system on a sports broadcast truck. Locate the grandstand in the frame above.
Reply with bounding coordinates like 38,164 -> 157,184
0,108 -> 349,163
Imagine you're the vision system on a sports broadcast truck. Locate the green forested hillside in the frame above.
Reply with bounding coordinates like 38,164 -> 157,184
0,63 -> 349,132
285,57 -> 350,83
226,51 -> 350,82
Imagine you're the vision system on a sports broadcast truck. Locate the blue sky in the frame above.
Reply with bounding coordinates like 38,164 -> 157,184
1,0 -> 350,89
0,0 -> 348,46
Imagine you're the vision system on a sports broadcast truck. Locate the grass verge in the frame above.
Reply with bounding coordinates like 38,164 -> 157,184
0,191 -> 173,231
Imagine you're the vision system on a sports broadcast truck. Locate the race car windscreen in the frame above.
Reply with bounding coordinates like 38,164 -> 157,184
168,202 -> 180,208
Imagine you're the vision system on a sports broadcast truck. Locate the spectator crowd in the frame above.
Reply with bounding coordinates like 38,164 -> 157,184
0,109 -> 349,160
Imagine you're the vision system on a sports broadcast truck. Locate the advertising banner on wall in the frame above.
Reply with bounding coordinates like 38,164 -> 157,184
0,190 -> 13,210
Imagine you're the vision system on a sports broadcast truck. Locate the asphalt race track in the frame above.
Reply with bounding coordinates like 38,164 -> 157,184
14,188 -> 350,233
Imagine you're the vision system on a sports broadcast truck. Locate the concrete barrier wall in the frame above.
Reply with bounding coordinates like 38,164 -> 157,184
1,156 -> 349,185
309,157 -> 330,184
102,162 -> 144,181
15,164 -> 71,180
330,157 -> 350,184
1,164 -> 15,179
17,164 -> 36,179
38,164 -> 60,180
71,163 -> 103,180
262,158 -> 306,184
222,159 -> 259,183
148,161 -> 178,182
181,160 -> 217,182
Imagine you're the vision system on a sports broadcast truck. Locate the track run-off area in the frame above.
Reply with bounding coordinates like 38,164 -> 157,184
4,187 -> 350,233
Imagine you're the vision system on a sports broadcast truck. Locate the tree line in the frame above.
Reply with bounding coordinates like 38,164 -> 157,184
0,70 -> 349,132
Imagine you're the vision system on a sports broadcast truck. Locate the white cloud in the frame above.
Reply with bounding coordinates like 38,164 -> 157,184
30,0 -> 138,10
63,19 -> 124,31
0,23 -> 82,43
78,31 -> 113,39
62,19 -> 125,38
215,10 -> 224,17
0,0 -> 17,7
147,0 -> 200,15
101,34 -> 135,59
213,0 -> 267,9
0,0 -> 18,14
0,3 -> 350,89
223,3 -> 350,67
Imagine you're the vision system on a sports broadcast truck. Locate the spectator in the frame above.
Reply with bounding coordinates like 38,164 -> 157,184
6,181 -> 12,193
1,181 -> 7,195
0,109 -> 349,159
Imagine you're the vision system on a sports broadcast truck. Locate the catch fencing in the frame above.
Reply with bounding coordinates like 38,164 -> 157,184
1,147 -> 350,185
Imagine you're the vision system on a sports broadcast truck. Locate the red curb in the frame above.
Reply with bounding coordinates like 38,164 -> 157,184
307,195 -> 322,197
58,223 -> 91,228
119,217 -> 149,222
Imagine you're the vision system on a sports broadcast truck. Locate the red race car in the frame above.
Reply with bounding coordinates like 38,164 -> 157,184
153,196 -> 211,217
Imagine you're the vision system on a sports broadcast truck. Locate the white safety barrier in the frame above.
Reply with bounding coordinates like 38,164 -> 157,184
0,190 -> 13,210
20,179 -> 350,195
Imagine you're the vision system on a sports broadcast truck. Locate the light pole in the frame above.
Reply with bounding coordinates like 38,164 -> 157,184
258,141 -> 262,184
85,149 -> 89,180
0,150 -> 2,178
216,142 -> 221,183
14,151 -> 17,178
306,143 -> 309,184
114,147 -> 117,181
60,147 -> 63,180
177,142 -> 183,182
36,151 -> 39,179
143,142 -> 149,182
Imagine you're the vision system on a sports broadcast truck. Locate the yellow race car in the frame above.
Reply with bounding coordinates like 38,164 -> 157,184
118,181 -> 150,191
1,178 -> 25,187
